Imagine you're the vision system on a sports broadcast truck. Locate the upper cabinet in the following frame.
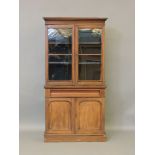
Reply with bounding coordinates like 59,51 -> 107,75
44,18 -> 107,87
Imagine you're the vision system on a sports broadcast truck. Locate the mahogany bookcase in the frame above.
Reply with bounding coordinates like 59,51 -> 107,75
43,17 -> 107,142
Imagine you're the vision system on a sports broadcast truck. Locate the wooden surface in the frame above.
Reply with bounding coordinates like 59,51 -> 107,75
46,98 -> 73,134
43,17 -> 108,21
44,134 -> 107,142
44,17 -> 107,142
45,89 -> 105,98
75,98 -> 104,134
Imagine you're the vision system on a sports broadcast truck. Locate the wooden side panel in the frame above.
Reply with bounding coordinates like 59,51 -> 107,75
76,98 -> 104,134
46,98 -> 73,134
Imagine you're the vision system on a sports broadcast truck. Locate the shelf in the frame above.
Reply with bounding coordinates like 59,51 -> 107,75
79,42 -> 101,45
48,54 -> 72,55
48,42 -> 100,45
49,62 -> 71,64
48,42 -> 72,44
78,54 -> 101,56
79,62 -> 101,65
48,54 -> 100,56
49,62 -> 100,65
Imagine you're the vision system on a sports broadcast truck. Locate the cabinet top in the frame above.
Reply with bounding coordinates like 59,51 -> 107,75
43,17 -> 108,21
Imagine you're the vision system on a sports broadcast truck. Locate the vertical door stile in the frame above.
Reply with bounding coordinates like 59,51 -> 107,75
72,25 -> 75,85
75,25 -> 78,85
73,24 -> 76,85
45,25 -> 48,83
101,25 -> 104,82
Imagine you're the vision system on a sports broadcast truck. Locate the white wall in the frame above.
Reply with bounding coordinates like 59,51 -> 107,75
20,0 -> 135,130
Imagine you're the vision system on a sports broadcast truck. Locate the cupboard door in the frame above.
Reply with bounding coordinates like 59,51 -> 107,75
75,26 -> 104,85
46,25 -> 75,85
75,98 -> 104,134
46,98 -> 73,134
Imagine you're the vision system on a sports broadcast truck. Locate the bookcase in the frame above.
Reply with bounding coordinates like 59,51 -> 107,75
43,17 -> 107,142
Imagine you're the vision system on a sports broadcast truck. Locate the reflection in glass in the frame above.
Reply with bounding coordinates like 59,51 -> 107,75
78,28 -> 102,80
79,55 -> 101,64
48,55 -> 72,80
79,29 -> 102,54
79,55 -> 101,80
48,55 -> 71,63
79,64 -> 100,80
48,28 -> 72,80
49,64 -> 71,80
48,28 -> 72,54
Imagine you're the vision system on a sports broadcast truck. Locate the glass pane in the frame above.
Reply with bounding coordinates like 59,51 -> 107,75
79,55 -> 101,64
79,64 -> 100,80
48,28 -> 72,54
78,28 -> 102,80
48,28 -> 72,81
79,55 -> 101,80
79,29 -> 102,54
49,64 -> 71,80
48,55 -> 72,63
48,55 -> 72,80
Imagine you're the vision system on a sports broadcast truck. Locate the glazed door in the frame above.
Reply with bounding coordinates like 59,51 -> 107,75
46,25 -> 75,85
75,98 -> 104,134
45,98 -> 73,134
75,26 -> 104,85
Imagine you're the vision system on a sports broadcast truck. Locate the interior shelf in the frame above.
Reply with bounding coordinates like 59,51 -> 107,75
48,42 -> 100,45
79,42 -> 101,44
48,53 -> 72,55
78,54 -> 101,56
48,62 -> 72,64
48,62 -> 100,65
48,53 -> 100,56
48,42 -> 72,44
79,62 -> 101,65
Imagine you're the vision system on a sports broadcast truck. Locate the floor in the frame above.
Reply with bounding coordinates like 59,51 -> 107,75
20,129 -> 134,155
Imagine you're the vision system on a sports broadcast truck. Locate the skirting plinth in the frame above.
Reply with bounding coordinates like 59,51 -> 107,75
44,133 -> 107,142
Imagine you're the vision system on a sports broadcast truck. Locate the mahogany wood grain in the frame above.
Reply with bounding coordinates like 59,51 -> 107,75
45,89 -> 104,98
75,98 -> 104,134
45,98 -> 73,134
44,134 -> 107,142
44,17 -> 107,142
43,17 -> 108,21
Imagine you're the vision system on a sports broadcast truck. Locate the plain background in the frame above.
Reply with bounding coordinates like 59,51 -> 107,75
20,0 -> 135,131
3,0 -> 155,155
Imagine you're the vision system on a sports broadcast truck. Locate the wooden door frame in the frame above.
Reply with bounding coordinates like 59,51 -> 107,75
74,24 -> 105,86
45,24 -> 75,86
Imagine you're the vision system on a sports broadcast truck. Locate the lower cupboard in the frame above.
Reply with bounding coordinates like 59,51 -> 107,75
44,97 -> 106,142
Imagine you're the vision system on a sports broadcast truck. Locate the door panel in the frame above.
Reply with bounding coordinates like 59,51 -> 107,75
46,25 -> 75,85
75,25 -> 104,85
76,98 -> 104,134
46,98 -> 73,134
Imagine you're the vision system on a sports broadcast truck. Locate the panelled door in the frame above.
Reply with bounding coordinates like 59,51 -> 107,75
46,98 -> 73,134
46,98 -> 104,134
75,98 -> 104,134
